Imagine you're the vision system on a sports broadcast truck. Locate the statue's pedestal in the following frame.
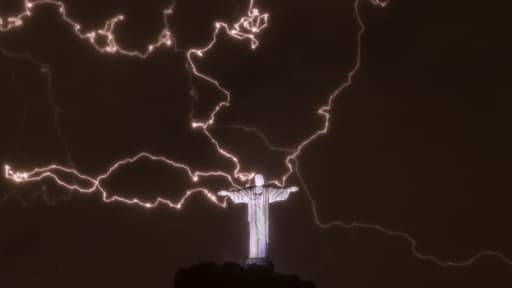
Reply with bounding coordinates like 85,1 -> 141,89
244,258 -> 273,269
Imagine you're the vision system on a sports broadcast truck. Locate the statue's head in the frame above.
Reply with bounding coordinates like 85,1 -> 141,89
255,174 -> 265,187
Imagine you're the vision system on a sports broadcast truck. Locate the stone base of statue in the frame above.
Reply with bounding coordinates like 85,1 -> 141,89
244,257 -> 273,269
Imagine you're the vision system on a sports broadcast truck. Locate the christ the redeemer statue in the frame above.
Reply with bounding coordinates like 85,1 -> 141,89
218,174 -> 299,265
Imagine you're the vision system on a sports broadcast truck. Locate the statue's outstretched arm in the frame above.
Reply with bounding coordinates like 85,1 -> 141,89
218,189 -> 249,204
269,186 -> 299,203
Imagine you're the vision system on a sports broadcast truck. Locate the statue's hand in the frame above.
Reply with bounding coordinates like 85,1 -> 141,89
288,186 -> 299,192
218,190 -> 229,196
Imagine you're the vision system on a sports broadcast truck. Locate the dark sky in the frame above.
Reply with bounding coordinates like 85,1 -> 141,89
1,0 -> 512,287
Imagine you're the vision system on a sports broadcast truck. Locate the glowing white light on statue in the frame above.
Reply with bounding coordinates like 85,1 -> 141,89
219,174 -> 299,259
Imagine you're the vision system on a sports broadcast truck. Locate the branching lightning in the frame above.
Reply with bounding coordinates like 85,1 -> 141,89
279,0 -> 386,185
4,152 -> 233,209
0,0 -> 174,57
2,0 -> 511,269
295,160 -> 512,267
214,124 -> 294,154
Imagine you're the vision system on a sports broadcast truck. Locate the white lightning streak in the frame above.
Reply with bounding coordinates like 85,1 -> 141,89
295,160 -> 512,267
279,0 -> 388,185
215,124 -> 294,154
4,152 -> 236,209
0,0 -> 174,57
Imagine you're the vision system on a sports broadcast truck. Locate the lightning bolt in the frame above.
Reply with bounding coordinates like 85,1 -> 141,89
295,160 -> 512,267
279,0 -> 387,185
214,124 -> 294,154
2,0 -> 511,269
3,153 -> 233,209
0,0 -> 174,57
1,47 -> 76,205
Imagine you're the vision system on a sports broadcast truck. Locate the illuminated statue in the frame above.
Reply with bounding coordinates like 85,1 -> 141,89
218,174 -> 299,264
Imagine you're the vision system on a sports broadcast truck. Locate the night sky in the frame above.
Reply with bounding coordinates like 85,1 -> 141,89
1,0 -> 512,287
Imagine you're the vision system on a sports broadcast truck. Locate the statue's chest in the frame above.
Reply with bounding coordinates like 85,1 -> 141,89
248,191 -> 267,203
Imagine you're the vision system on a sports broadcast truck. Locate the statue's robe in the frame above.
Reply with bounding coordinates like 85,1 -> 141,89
227,186 -> 293,258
